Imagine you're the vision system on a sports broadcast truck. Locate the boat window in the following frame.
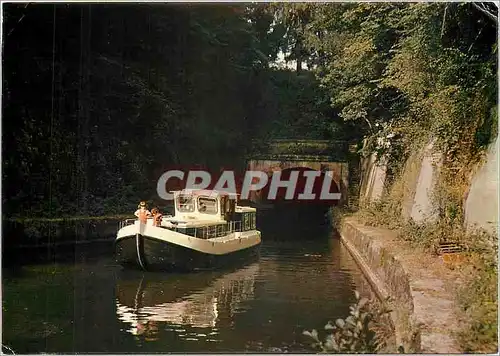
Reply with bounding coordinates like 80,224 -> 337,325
221,196 -> 228,213
198,197 -> 218,214
177,195 -> 195,213
250,213 -> 256,229
244,213 -> 250,230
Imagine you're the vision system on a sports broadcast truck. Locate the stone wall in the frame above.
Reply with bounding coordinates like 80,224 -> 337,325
247,159 -> 349,204
340,218 -> 462,353
464,136 -> 499,235
358,153 -> 387,205
248,159 -> 349,189
358,136 -> 498,233
408,140 -> 442,222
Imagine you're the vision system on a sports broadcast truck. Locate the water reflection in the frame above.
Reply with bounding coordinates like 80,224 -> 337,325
3,224 -> 372,352
115,263 -> 259,342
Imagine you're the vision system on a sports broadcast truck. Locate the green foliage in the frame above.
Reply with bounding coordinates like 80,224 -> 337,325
4,4 -> 356,219
303,291 -> 392,353
268,3 -> 316,72
274,3 -> 497,353
475,105 -> 498,149
253,69 -> 339,140
5,3 -> 496,220
454,226 -> 498,353
297,3 -> 497,168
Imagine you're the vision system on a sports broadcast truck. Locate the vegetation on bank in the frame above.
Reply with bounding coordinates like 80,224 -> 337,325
344,198 -> 497,353
3,3 -> 354,220
303,291 -> 395,354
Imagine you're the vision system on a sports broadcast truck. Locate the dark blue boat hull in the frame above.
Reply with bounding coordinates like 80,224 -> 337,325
115,234 -> 260,272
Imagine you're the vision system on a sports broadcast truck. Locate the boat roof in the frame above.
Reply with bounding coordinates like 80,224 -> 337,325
172,189 -> 239,197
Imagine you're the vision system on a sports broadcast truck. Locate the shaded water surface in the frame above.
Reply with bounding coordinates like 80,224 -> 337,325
3,211 -> 371,353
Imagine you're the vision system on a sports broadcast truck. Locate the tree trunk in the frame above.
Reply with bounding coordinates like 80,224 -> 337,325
294,39 -> 303,74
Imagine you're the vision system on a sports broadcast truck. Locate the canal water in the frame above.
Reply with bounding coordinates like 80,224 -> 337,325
2,209 -> 372,353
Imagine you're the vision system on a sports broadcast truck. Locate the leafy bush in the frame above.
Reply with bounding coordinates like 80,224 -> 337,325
303,291 -> 393,353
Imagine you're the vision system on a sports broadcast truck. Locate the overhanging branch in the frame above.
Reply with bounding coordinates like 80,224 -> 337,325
7,3 -> 30,36
472,2 -> 498,26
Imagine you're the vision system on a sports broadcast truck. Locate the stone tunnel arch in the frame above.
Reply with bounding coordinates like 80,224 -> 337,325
247,159 -> 349,206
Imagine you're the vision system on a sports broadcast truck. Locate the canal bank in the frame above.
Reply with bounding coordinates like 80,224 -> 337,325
344,134 -> 498,354
2,216 -> 131,266
338,216 -> 462,354
3,216 -> 130,246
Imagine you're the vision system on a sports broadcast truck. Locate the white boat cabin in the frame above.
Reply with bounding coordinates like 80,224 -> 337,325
162,190 -> 257,238
173,189 -> 236,221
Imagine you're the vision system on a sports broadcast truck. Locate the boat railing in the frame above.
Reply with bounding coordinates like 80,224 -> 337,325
119,218 -> 137,230
119,218 -> 247,239
228,221 -> 243,233
170,221 -> 244,239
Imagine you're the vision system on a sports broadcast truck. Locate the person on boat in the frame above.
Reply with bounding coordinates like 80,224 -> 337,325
151,207 -> 163,227
135,201 -> 151,224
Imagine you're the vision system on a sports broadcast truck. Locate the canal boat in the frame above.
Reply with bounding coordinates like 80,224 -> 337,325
115,189 -> 261,271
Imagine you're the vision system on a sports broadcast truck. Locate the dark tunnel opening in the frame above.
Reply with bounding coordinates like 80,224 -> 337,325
251,167 -> 340,240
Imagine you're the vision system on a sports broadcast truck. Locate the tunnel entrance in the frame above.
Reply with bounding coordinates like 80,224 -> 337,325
255,201 -> 334,241
251,167 -> 338,240
252,167 -> 340,206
